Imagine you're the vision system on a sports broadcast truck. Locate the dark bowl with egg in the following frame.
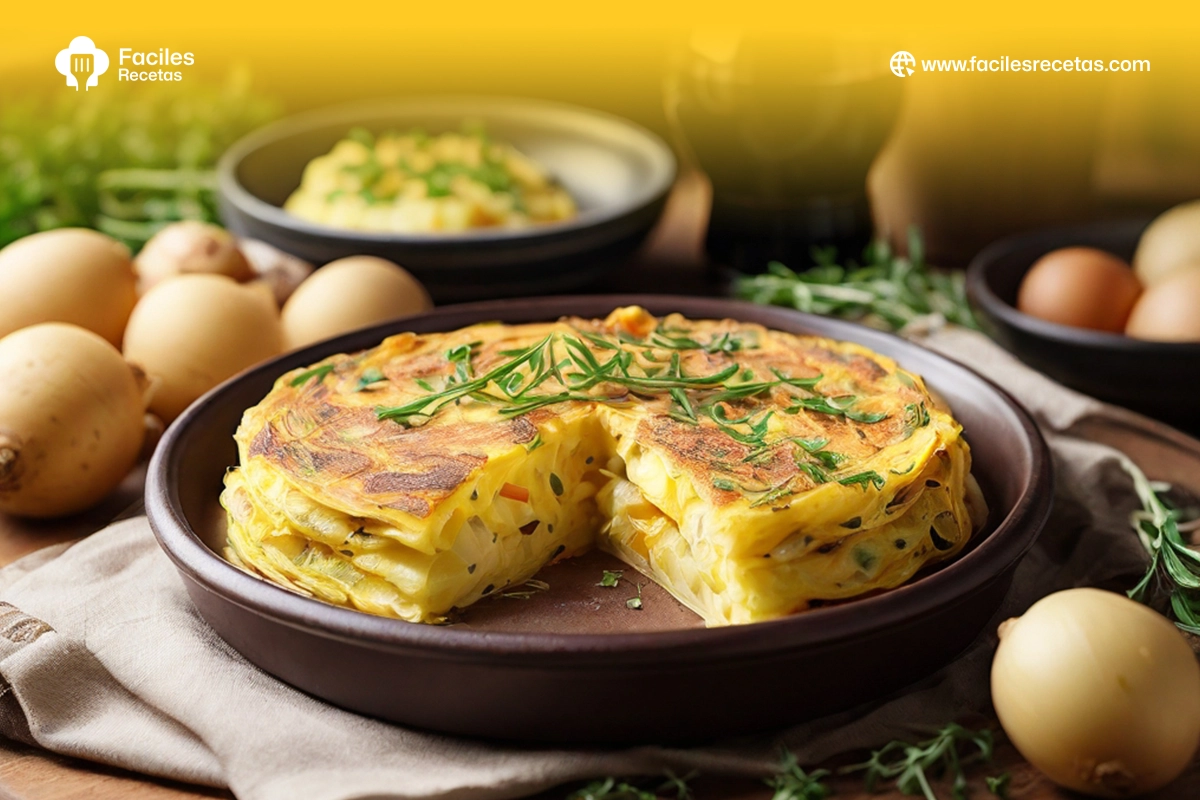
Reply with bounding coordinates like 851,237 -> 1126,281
967,218 -> 1200,435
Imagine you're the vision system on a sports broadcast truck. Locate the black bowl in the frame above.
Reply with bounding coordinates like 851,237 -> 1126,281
147,296 -> 1051,744
217,98 -> 676,302
966,219 -> 1200,434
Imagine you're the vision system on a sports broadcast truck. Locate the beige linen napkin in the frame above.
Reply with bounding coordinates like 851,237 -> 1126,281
0,328 -> 1172,800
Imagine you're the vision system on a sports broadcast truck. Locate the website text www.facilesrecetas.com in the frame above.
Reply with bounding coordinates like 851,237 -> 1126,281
888,52 -> 1150,78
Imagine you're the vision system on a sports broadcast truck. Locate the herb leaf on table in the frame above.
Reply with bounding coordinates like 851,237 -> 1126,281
839,723 -> 998,800
567,771 -> 694,800
766,751 -> 830,800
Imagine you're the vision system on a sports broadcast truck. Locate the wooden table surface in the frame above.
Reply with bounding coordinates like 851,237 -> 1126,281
2,172 -> 1199,800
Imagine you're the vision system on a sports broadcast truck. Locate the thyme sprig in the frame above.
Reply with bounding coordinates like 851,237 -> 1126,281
567,771 -> 693,800
1122,458 -> 1200,633
767,751 -> 830,800
839,723 -> 999,800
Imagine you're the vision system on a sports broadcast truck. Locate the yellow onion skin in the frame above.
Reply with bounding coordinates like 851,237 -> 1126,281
992,588 -> 1200,797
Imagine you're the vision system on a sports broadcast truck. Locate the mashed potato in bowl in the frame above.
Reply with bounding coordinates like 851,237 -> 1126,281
284,127 -> 577,233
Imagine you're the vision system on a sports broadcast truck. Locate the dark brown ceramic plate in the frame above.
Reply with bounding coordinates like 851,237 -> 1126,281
146,296 -> 1051,744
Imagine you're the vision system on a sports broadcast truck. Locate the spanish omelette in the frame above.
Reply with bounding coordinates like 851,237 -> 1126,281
221,306 -> 984,626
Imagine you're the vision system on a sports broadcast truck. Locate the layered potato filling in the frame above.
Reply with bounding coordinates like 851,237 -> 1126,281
221,307 -> 985,627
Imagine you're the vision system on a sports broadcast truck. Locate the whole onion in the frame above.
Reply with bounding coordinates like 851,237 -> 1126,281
992,588 -> 1200,797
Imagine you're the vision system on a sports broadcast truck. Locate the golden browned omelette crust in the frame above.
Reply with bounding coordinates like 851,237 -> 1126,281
223,306 -> 982,625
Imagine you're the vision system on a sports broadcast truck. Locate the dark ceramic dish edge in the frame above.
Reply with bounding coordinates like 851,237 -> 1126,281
967,219 -> 1200,353
148,296 -> 1051,668
216,96 -> 677,247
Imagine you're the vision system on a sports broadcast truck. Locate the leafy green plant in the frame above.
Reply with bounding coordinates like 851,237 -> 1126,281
734,229 -> 978,333
0,70 -> 278,249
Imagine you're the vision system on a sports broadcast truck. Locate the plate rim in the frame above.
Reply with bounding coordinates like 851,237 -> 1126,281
147,294 -> 1052,665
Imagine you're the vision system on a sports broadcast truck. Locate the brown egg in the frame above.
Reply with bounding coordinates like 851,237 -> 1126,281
1017,247 -> 1142,332
1125,265 -> 1200,342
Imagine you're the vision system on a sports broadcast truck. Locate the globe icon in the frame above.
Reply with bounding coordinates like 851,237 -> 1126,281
890,51 -> 916,78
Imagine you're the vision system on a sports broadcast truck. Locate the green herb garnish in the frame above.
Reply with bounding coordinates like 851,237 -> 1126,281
289,363 -> 336,387
1123,458 -> 1200,633
734,228 -> 979,332
375,329 -> 849,450
838,471 -> 886,491
549,473 -> 564,496
567,771 -> 693,800
567,778 -> 656,800
906,402 -> 932,429
354,367 -> 387,392
985,773 -> 1011,799
766,751 -> 830,800
840,723 -> 996,800
626,583 -> 644,610
597,570 -> 623,588
785,395 -> 888,424
796,462 -> 831,485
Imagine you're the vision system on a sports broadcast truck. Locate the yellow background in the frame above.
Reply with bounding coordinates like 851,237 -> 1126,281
4,0 -> 1199,263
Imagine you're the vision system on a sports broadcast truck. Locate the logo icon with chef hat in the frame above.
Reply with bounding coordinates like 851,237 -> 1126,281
55,36 -> 110,91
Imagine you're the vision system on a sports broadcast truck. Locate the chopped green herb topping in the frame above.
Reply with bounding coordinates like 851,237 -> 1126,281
839,471 -> 886,491
289,363 -> 336,387
905,402 -> 932,429
354,367 -> 388,392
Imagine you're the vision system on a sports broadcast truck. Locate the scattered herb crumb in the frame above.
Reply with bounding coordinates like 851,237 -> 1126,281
567,770 -> 693,800
766,751 -> 830,800
840,722 -> 996,800
626,583 -> 644,611
985,773 -> 1011,799
567,778 -> 656,800
598,570 -> 623,588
